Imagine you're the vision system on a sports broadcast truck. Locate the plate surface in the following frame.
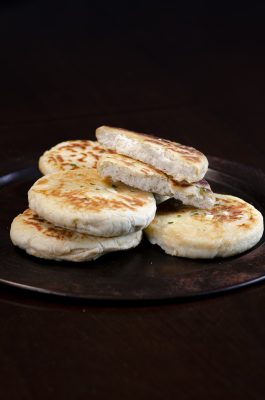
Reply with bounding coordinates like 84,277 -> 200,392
0,156 -> 265,301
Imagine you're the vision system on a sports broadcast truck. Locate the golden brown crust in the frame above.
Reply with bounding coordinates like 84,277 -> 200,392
28,168 -> 156,236
142,136 -> 203,163
145,194 -> 263,258
22,209 -> 83,240
156,195 -> 258,227
32,169 -> 148,213
39,140 -> 115,174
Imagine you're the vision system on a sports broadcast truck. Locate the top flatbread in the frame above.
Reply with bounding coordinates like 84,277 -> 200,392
97,153 -> 215,209
96,126 -> 208,183
39,140 -> 114,175
28,168 -> 156,237
145,194 -> 264,258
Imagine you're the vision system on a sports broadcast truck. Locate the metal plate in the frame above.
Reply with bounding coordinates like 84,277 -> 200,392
0,156 -> 264,301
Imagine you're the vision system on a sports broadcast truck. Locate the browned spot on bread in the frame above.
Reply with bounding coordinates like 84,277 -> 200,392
44,226 -> 77,240
211,199 -> 247,223
93,146 -> 104,151
48,155 -> 58,164
120,159 -> 135,167
157,196 -> 255,225
24,219 -> 43,232
22,210 -> 83,240
63,195 -> 142,211
33,181 -> 146,211
34,180 -> 65,194
43,140 -> 116,172
23,209 -> 33,217
140,168 -> 150,174
119,195 -> 145,207
32,168 -> 151,216
37,178 -> 48,185
59,141 -> 91,151
56,155 -> 64,163
22,210 -> 47,232
239,223 -> 251,229
144,136 -> 202,162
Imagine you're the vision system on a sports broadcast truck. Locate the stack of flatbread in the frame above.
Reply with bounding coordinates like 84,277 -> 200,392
10,126 -> 263,261
10,139 -> 156,261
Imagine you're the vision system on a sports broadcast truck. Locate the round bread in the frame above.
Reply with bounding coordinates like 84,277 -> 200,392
28,168 -> 156,237
96,125 -> 208,183
97,153 -> 214,209
145,194 -> 264,258
39,140 -> 114,175
10,209 -> 142,262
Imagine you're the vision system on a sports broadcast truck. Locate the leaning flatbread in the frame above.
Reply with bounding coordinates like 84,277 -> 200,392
28,168 -> 156,237
96,126 -> 208,183
39,140 -> 114,175
97,153 -> 214,209
10,209 -> 142,262
145,195 -> 264,258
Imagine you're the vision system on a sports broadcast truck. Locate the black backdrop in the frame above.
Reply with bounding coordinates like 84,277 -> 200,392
0,1 -> 265,168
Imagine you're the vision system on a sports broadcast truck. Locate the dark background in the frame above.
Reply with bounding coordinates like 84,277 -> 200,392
1,1 -> 265,168
1,1 -> 265,399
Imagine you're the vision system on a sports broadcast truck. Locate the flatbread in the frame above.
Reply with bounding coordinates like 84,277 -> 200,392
145,194 -> 264,258
97,153 -> 215,209
28,168 -> 156,237
39,140 -> 114,174
96,125 -> 208,183
10,209 -> 142,262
